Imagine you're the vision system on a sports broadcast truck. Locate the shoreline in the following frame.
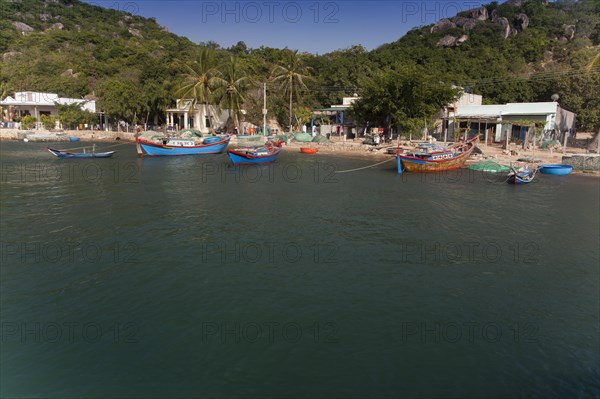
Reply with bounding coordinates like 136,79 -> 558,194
2,128 -> 598,175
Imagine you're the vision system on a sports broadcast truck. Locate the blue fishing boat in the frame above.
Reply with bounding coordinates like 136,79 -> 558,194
69,137 -> 80,142
507,167 -> 536,185
227,142 -> 282,165
47,146 -> 115,158
136,135 -> 230,157
539,164 -> 573,175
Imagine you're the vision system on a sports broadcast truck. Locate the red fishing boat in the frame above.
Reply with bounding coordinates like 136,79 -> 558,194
397,137 -> 478,173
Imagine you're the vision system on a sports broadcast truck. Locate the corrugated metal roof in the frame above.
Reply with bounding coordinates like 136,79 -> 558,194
455,102 -> 560,118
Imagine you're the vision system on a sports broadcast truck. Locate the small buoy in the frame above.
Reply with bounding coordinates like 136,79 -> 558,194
23,138 -> 29,142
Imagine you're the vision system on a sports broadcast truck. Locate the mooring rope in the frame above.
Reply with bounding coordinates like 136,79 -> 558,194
334,157 -> 395,173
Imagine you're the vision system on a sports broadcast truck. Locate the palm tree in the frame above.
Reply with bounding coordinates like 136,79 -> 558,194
175,48 -> 220,131
214,55 -> 251,132
271,50 -> 312,132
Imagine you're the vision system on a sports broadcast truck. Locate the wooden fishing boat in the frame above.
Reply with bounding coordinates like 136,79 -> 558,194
227,141 -> 282,165
300,147 -> 318,154
397,137 -> 478,173
507,167 -> 536,185
47,146 -> 115,158
135,135 -> 230,157
539,164 -> 573,175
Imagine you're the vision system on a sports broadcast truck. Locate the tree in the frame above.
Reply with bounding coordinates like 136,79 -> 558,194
350,64 -> 460,138
271,50 -> 313,132
175,48 -> 220,128
56,103 -> 96,129
214,55 -> 252,131
96,78 -> 145,126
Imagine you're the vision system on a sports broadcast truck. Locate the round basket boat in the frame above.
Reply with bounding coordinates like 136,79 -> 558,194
539,164 -> 573,175
300,147 -> 318,154
69,137 -> 80,142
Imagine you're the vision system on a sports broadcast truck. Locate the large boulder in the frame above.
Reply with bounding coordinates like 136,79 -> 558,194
47,22 -> 64,30
431,19 -> 456,33
2,51 -> 22,61
515,13 -> 529,31
128,28 -> 143,38
471,7 -> 488,21
13,22 -> 34,33
437,35 -> 457,47
496,17 -> 512,39
565,25 -> 576,40
462,20 -> 478,31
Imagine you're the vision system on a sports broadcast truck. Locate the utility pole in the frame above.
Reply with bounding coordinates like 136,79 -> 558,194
263,83 -> 267,136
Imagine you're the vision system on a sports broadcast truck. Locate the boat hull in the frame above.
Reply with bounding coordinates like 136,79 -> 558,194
300,147 -> 318,154
227,147 -> 282,165
47,147 -> 115,158
397,138 -> 477,173
136,136 -> 230,156
539,164 -> 573,175
507,169 -> 536,185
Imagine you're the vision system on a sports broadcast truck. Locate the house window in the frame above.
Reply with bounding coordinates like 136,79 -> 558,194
205,118 -> 211,128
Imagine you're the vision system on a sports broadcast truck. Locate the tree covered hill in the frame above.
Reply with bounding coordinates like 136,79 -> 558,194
1,0 -> 599,130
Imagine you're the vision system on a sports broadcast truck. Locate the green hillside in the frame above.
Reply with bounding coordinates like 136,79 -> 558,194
1,0 -> 599,130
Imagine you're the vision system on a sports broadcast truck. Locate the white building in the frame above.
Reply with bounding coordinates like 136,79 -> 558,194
165,99 -> 230,133
451,101 -> 576,143
0,92 -> 96,123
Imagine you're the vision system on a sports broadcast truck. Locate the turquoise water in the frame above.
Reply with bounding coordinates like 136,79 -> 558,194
1,141 -> 599,398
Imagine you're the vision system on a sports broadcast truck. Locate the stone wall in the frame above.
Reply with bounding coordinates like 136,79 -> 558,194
562,154 -> 600,171
0,129 -> 136,142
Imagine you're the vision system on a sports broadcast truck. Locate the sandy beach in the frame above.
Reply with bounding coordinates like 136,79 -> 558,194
2,128 -> 598,174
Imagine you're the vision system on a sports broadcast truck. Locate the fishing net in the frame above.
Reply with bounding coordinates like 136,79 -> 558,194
293,132 -> 313,142
312,134 -> 330,143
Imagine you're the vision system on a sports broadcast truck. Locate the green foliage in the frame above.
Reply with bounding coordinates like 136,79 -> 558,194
56,102 -> 95,129
270,50 -> 313,131
350,64 -> 460,135
20,115 -> 37,129
96,78 -> 144,122
214,55 -> 252,129
40,114 -> 57,130
0,0 -> 598,133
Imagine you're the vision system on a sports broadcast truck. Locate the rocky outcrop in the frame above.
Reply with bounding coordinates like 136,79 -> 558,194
47,22 -> 64,30
437,35 -> 468,47
565,25 -> 576,40
128,28 -> 142,38
471,7 -> 488,21
515,13 -> 529,31
496,17 -> 513,39
13,22 -> 34,33
61,69 -> 75,77
39,13 -> 52,22
462,20 -> 478,31
431,19 -> 456,33
491,9 -> 500,22
2,51 -> 22,61
456,35 -> 469,45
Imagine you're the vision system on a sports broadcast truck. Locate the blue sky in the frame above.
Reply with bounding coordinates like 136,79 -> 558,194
84,0 -> 488,53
